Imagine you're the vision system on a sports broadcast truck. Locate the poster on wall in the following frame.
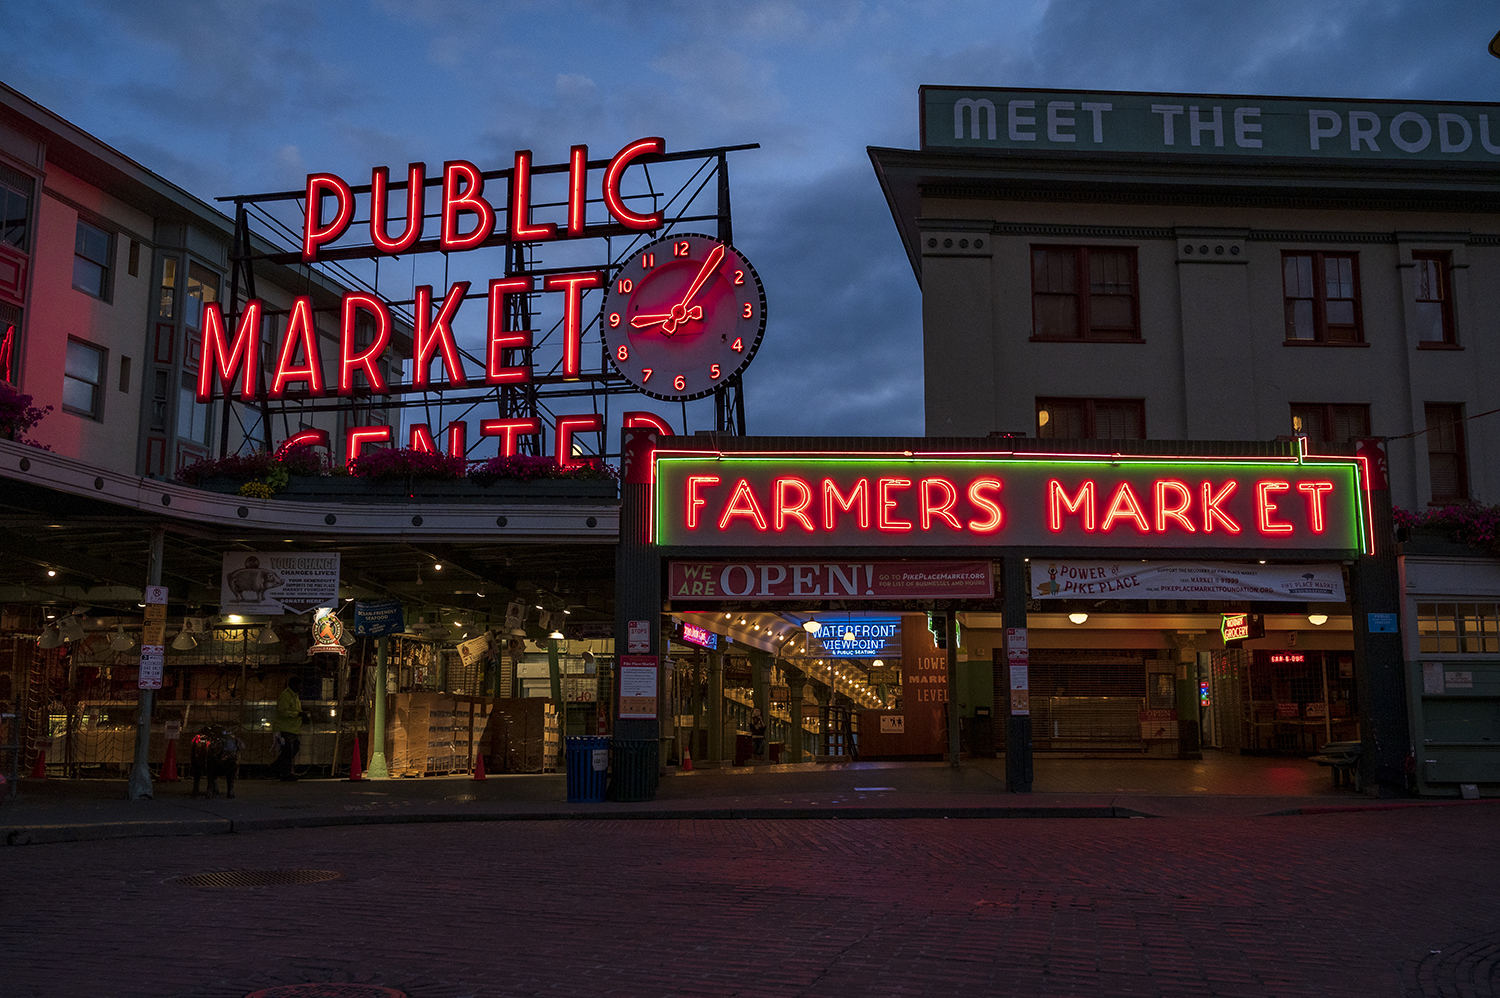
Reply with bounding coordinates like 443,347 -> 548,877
354,600 -> 404,636
1031,561 -> 1345,601
618,655 -> 659,719
221,551 -> 340,614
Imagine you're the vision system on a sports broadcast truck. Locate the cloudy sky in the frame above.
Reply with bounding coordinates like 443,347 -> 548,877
4,1 -> 1498,439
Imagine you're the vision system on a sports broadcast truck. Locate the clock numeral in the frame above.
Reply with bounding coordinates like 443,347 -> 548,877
710,364 -> 721,379
640,252 -> 655,270
731,337 -> 744,352
609,312 -> 621,328
734,269 -> 744,286
616,345 -> 629,362
641,367 -> 653,382
674,374 -> 686,391
616,278 -> 633,294
741,302 -> 753,319
674,241 -> 690,258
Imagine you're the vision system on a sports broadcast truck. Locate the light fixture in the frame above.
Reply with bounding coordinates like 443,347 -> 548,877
38,625 -> 63,649
843,628 -> 855,641
802,620 -> 821,633
171,628 -> 198,651
257,623 -> 280,645
1068,612 -> 1089,625
46,569 -> 56,578
548,629 -> 565,640
873,659 -> 883,669
58,615 -> 85,642
1307,613 -> 1329,626
433,563 -> 442,571
109,626 -> 134,652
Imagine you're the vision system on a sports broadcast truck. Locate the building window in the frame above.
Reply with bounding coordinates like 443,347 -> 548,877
0,164 -> 32,252
1282,251 -> 1361,342
1037,397 -> 1144,439
158,257 -> 177,319
1425,403 -> 1468,503
1031,246 -> 1139,340
1413,251 -> 1455,344
73,220 -> 112,300
184,262 -> 219,329
63,338 -> 105,418
178,370 -> 211,445
1416,603 -> 1500,654
1289,403 -> 1369,446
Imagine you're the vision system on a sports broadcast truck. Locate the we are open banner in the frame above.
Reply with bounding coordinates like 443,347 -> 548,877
669,560 -> 994,600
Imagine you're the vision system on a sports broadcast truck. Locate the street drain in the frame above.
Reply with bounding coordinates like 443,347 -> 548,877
173,869 -> 342,888
245,987 -> 405,997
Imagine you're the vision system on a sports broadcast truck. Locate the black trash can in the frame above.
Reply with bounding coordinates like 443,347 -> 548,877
566,735 -> 610,803
607,737 -> 659,802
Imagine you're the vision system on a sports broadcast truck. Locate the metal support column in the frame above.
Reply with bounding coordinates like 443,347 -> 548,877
368,635 -> 390,779
127,524 -> 166,800
1003,556 -> 1033,792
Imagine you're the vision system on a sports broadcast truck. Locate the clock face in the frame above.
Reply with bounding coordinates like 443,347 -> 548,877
600,233 -> 766,401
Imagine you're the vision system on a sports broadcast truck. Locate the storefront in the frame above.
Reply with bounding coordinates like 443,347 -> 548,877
615,430 -> 1410,795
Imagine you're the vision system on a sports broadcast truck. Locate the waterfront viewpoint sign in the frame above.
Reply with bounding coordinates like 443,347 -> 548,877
922,87 -> 1500,163
653,450 -> 1368,554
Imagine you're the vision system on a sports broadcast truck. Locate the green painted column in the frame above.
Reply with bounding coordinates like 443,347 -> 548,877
548,638 -> 563,705
784,665 -> 806,763
707,651 -> 724,765
813,683 -> 831,758
368,634 -> 390,779
751,651 -> 771,761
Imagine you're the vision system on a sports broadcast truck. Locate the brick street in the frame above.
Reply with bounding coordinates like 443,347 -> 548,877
6,805 -> 1498,998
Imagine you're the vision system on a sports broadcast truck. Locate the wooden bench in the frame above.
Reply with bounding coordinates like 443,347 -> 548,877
1309,740 -> 1362,791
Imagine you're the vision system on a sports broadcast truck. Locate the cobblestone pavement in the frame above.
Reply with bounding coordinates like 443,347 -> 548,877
7,805 -> 1499,998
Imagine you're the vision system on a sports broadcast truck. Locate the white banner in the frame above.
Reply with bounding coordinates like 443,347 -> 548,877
220,551 -> 340,615
1032,561 -> 1345,602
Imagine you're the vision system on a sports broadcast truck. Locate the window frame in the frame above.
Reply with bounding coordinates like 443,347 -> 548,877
72,218 -> 113,301
62,336 -> 107,420
1424,402 -> 1469,505
1412,250 -> 1457,347
1029,245 -> 1142,342
1036,397 -> 1146,440
1288,403 -> 1370,447
1281,251 -> 1364,344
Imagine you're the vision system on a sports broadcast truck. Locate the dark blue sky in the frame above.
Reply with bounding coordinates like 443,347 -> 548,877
6,1 -> 1498,437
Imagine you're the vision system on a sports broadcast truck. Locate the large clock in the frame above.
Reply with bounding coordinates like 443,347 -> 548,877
600,233 -> 766,401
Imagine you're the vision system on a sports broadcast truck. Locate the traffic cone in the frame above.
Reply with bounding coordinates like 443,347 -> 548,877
28,744 -> 46,779
682,745 -> 693,771
346,734 -> 364,782
472,749 -> 487,781
160,738 -> 180,781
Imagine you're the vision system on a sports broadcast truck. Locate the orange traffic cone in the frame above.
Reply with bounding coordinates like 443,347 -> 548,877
28,744 -> 46,779
472,749 -> 487,781
346,734 -> 364,781
682,745 -> 693,771
160,738 -> 180,781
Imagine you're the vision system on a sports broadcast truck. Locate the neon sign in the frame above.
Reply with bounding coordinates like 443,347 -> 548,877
655,451 -> 1368,553
1221,613 -> 1251,643
679,622 -> 719,650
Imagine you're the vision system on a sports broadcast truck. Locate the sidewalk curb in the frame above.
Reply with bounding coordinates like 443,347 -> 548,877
1,804 -> 1152,844
1267,797 -> 1500,817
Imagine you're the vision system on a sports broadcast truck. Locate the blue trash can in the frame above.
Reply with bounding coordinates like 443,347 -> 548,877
566,735 -> 610,802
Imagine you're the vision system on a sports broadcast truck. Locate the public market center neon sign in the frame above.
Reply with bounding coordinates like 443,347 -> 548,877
653,451 -> 1369,554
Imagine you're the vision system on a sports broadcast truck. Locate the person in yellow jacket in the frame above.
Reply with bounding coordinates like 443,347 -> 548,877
271,676 -> 308,781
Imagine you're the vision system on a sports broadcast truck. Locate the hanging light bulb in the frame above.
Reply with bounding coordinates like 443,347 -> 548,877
38,624 -> 63,649
257,623 -> 281,645
172,627 -> 198,651
58,615 -> 86,642
802,620 -> 821,634
109,626 -> 134,652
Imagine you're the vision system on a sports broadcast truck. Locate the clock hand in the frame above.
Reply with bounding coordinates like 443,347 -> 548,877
631,305 -> 703,334
678,243 -> 725,309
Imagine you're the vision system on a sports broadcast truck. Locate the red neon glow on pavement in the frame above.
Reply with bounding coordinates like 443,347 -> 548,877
339,292 -> 390,394
302,173 -> 353,261
542,272 -> 602,378
603,137 -> 664,230
197,300 -> 260,402
567,144 -> 588,237
1256,481 -> 1294,535
369,163 -> 424,254
774,477 -> 815,531
272,297 -> 325,397
509,150 -> 557,242
479,418 -> 539,457
440,160 -> 494,252
345,425 -> 392,468
485,277 -> 532,385
555,414 -> 602,469
412,282 -> 471,388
